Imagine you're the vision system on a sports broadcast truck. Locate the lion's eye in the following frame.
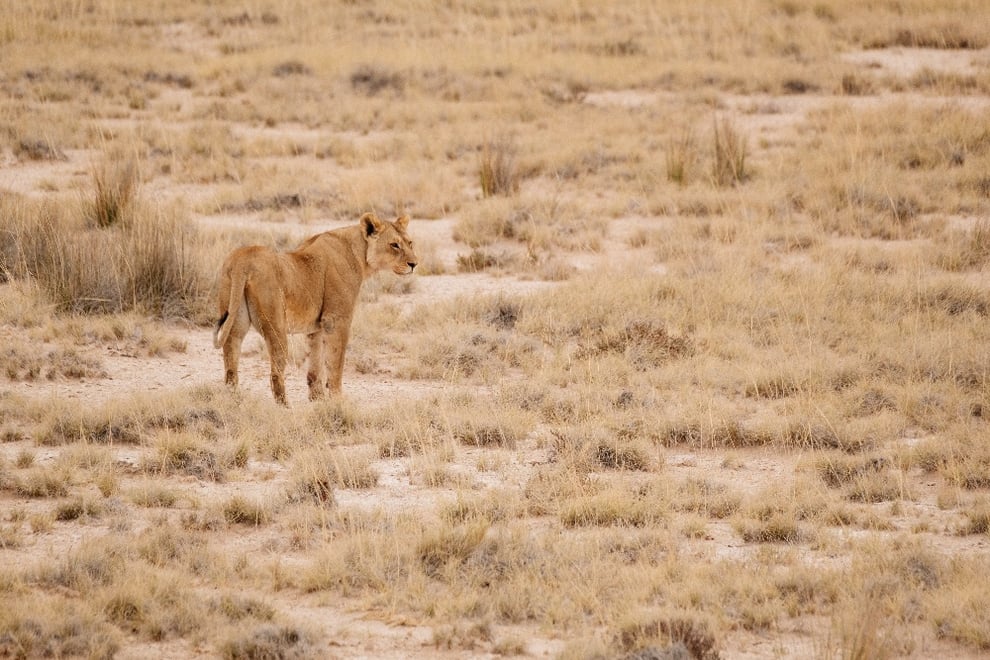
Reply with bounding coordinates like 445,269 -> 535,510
390,242 -> 401,250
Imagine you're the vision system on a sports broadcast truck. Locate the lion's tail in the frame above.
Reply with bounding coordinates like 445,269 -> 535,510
213,265 -> 248,349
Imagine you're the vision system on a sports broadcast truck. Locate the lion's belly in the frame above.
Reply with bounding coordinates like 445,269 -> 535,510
285,307 -> 321,335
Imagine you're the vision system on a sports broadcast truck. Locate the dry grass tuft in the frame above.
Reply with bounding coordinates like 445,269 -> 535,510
815,453 -> 888,488
2,340 -> 106,381
222,495 -> 275,526
89,157 -> 138,229
416,520 -> 488,577
2,195 -> 208,318
615,610 -> 721,660
144,433 -> 230,482
479,135 -> 520,198
561,486 -> 667,528
674,479 -> 742,519
350,64 -> 405,96
593,439 -> 656,472
55,497 -> 104,521
292,446 -> 378,498
959,502 -> 990,536
736,512 -> 805,544
220,624 -> 316,660
712,117 -> 748,186
0,596 -> 120,659
666,128 -> 699,185
13,467 -> 72,499
867,24 -> 986,50
577,320 -> 693,368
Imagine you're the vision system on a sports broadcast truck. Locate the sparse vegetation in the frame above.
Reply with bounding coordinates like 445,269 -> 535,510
3,1 -> 990,657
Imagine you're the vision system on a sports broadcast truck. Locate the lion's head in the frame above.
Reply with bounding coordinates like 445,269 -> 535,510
362,213 -> 418,275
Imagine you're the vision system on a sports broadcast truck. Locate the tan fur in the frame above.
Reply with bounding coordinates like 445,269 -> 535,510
213,213 -> 417,404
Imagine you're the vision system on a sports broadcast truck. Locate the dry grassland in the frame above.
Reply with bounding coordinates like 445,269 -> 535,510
2,1 -> 990,658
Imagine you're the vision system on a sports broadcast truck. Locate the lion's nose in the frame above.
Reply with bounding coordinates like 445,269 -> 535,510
408,262 -> 417,271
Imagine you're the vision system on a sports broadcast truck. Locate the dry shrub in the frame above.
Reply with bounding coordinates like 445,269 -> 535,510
2,193 -> 207,319
33,385 -> 278,448
0,596 -> 120,659
36,535 -> 131,591
927,557 -> 990,650
867,24 -> 986,50
416,521 -> 488,577
129,483 -> 179,508
828,597 -> 893,660
952,454 -> 990,490
936,221 -> 990,271
13,467 -> 71,498
2,340 -> 106,381
221,624 -> 317,660
55,497 -> 104,522
577,320 -> 693,369
456,248 -> 520,273
560,486 -> 667,528
959,502 -> 990,536
0,524 -> 23,550
432,620 -> 495,651
594,440 -> 654,471
615,610 -> 721,660
453,197 -> 528,247
449,401 -> 532,450
99,565 -> 208,640
222,495 -> 274,526
673,479 -> 741,519
780,419 -> 849,451
844,471 -> 903,503
815,454 -> 888,488
302,515 -> 413,594
367,398 -> 454,459
143,433 -> 229,482
304,399 -> 359,438
123,204 -> 205,319
292,447 -> 377,500
797,102 -> 990,238
736,512 -> 804,544
291,455 -> 337,506
524,465 -> 600,516
441,492 -> 522,525
14,137 -> 66,162
350,63 -> 405,96
744,372 -> 805,399
660,419 -> 773,450
920,280 -> 990,317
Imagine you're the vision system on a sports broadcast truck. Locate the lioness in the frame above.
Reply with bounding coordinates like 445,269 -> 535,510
213,213 -> 417,405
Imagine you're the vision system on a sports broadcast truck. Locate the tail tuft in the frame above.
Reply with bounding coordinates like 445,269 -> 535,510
212,312 -> 229,349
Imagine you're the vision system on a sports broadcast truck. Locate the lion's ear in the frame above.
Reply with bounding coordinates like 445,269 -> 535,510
394,215 -> 410,231
361,212 -> 383,237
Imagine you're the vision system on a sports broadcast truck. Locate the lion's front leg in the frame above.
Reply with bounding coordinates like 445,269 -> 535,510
322,315 -> 352,395
307,330 -> 327,401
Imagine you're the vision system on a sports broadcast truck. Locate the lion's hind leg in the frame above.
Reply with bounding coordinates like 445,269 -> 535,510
252,296 -> 290,406
221,300 -> 251,389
